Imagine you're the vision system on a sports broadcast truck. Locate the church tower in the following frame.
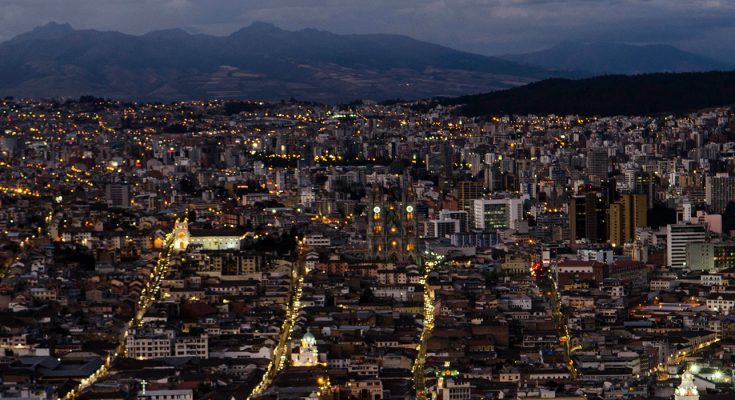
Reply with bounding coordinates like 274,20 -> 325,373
172,219 -> 190,252
674,370 -> 699,400
366,177 -> 418,262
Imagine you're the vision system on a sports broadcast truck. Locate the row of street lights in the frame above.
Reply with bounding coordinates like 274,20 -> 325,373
247,241 -> 307,399
62,227 -> 177,400
413,251 -> 443,399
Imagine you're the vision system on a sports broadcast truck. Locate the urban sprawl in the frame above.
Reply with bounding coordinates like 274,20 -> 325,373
0,98 -> 733,400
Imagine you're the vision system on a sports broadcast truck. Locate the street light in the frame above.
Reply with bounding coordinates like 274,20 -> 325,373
714,370 -> 723,381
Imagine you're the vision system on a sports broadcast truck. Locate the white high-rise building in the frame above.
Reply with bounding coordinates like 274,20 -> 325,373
473,198 -> 523,230
667,224 -> 706,269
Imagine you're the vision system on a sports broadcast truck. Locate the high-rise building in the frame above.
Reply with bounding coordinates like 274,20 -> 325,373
473,198 -> 523,230
439,209 -> 469,232
600,178 -> 617,205
426,142 -> 454,190
586,148 -> 609,180
686,242 -> 735,271
106,183 -> 131,208
458,181 -> 483,214
474,199 -> 507,230
667,224 -> 706,269
569,193 -> 607,245
634,172 -> 655,209
609,194 -> 648,247
425,219 -> 461,238
483,164 -> 499,192
705,173 -> 735,214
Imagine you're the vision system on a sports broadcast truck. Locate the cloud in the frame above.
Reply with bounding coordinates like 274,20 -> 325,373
0,0 -> 733,60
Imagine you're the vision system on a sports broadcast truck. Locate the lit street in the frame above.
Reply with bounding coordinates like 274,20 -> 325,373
412,251 -> 443,399
247,240 -> 307,399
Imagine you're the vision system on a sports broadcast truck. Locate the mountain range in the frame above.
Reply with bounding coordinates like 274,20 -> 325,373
501,42 -> 731,75
0,22 -> 553,102
0,22 -> 731,103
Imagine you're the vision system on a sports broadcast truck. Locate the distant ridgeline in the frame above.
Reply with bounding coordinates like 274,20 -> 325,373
446,71 -> 735,117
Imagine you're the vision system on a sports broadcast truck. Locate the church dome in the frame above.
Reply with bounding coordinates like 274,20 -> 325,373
302,332 -> 316,346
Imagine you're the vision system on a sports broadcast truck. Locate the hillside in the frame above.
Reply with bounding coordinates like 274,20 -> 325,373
450,71 -> 735,117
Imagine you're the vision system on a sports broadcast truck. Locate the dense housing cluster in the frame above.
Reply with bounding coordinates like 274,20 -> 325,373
0,97 -> 734,400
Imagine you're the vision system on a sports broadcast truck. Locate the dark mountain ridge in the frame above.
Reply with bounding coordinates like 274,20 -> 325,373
0,22 -> 557,102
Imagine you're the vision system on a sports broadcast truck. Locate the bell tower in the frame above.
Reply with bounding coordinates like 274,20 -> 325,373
172,219 -> 190,252
366,177 -> 418,262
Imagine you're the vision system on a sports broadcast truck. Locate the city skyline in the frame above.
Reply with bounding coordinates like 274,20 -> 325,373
1,2 -> 735,400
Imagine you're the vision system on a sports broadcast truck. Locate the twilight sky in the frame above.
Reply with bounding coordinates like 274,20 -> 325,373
1,0 -> 734,62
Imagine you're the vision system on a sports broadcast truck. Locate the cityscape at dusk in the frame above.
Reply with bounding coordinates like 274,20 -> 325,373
1,2 -> 735,400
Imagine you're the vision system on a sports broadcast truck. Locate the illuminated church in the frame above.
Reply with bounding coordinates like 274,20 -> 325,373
172,220 -> 248,252
366,178 -> 418,262
675,370 -> 699,400
292,332 -> 319,367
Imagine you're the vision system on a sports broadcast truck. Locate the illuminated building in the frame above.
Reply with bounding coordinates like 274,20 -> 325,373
366,179 -> 418,262
172,220 -> 248,252
472,198 -> 523,230
686,242 -> 735,271
674,370 -> 699,400
292,332 -> 319,367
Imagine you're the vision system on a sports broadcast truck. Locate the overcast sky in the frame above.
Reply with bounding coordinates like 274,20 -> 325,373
1,0 -> 734,62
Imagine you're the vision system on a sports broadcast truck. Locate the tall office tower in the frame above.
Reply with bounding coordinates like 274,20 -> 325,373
439,142 -> 454,190
666,223 -> 706,269
609,194 -> 648,247
634,171 -> 655,209
483,164 -> 499,192
705,173 -> 735,214
458,180 -> 483,214
425,143 -> 453,190
106,183 -> 131,208
586,148 -> 609,180
467,153 -> 483,176
600,178 -> 617,205
366,181 -> 418,262
569,193 -> 607,245
549,163 -> 567,185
